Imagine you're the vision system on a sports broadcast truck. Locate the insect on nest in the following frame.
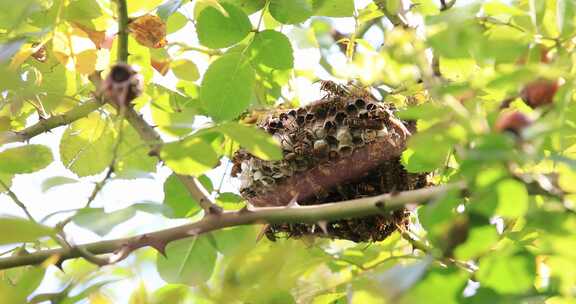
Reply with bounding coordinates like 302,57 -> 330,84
231,80 -> 428,242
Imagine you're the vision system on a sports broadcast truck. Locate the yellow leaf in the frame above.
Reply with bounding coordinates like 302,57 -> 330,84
90,292 -> 112,304
52,24 -> 97,74
129,15 -> 167,48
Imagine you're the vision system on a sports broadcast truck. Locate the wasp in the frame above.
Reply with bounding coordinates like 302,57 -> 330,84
318,80 -> 351,97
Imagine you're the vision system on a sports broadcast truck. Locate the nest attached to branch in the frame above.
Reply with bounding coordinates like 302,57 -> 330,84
232,83 -> 428,242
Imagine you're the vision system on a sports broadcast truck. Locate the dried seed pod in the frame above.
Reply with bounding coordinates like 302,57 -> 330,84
103,63 -> 143,106
128,15 -> 167,48
495,111 -> 531,135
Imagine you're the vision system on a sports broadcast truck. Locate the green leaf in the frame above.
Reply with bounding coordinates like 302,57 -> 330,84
196,2 -> 252,49
215,192 -> 245,210
269,0 -> 314,24
151,88 -> 199,137
477,251 -> 535,294
160,136 -> 219,176
218,122 -> 282,161
114,124 -> 158,179
0,145 -> 53,174
0,217 -> 53,245
163,173 -> 204,218
495,179 -> 528,218
399,267 -> 468,304
72,207 -> 137,236
401,129 -> 452,173
454,225 -> 499,260
156,236 -> 217,285
172,59 -> 200,81
211,226 -> 256,255
166,12 -> 188,34
220,0 -> 266,14
60,113 -> 114,177
248,30 -> 294,70
41,176 -> 79,192
151,284 -> 191,304
200,53 -> 255,121
0,266 -> 46,304
312,0 -> 354,17
65,0 -> 103,25
0,173 -> 13,190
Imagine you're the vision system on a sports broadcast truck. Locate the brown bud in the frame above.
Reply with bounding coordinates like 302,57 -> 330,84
520,78 -> 559,108
103,63 -> 143,106
495,111 -> 531,135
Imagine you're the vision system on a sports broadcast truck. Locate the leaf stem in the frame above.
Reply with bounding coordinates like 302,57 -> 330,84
0,179 -> 36,222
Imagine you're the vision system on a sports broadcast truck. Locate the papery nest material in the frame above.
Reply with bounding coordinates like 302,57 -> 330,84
232,81 -> 428,242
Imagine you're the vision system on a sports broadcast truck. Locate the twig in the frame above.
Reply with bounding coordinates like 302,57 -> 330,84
167,42 -> 223,56
116,0 -> 129,62
122,106 -> 222,214
0,182 -> 464,270
0,100 -> 104,145
0,179 -> 35,221
373,0 -> 409,28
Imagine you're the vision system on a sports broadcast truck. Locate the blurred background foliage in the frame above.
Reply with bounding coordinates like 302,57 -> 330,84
1,0 -> 576,303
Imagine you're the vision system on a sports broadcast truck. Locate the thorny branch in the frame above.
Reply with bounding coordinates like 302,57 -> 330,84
0,99 -> 104,145
0,183 -> 464,270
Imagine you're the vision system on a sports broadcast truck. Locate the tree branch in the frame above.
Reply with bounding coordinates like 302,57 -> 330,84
122,107 -> 222,214
0,100 -> 104,145
0,183 -> 464,270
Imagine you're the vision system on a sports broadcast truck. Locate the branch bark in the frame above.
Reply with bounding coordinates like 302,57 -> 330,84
0,100 -> 104,145
0,182 -> 464,270
122,107 -> 222,214
116,0 -> 129,63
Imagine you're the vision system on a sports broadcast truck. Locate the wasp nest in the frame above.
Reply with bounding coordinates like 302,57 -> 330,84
232,84 -> 427,242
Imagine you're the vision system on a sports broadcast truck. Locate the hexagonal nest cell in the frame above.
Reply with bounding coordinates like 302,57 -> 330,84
231,83 -> 428,242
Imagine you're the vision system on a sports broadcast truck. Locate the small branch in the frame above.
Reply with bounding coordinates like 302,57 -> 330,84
0,100 -> 104,145
116,0 -> 129,62
122,107 -> 221,214
0,179 -> 36,221
373,0 -> 409,28
0,183 -> 464,270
